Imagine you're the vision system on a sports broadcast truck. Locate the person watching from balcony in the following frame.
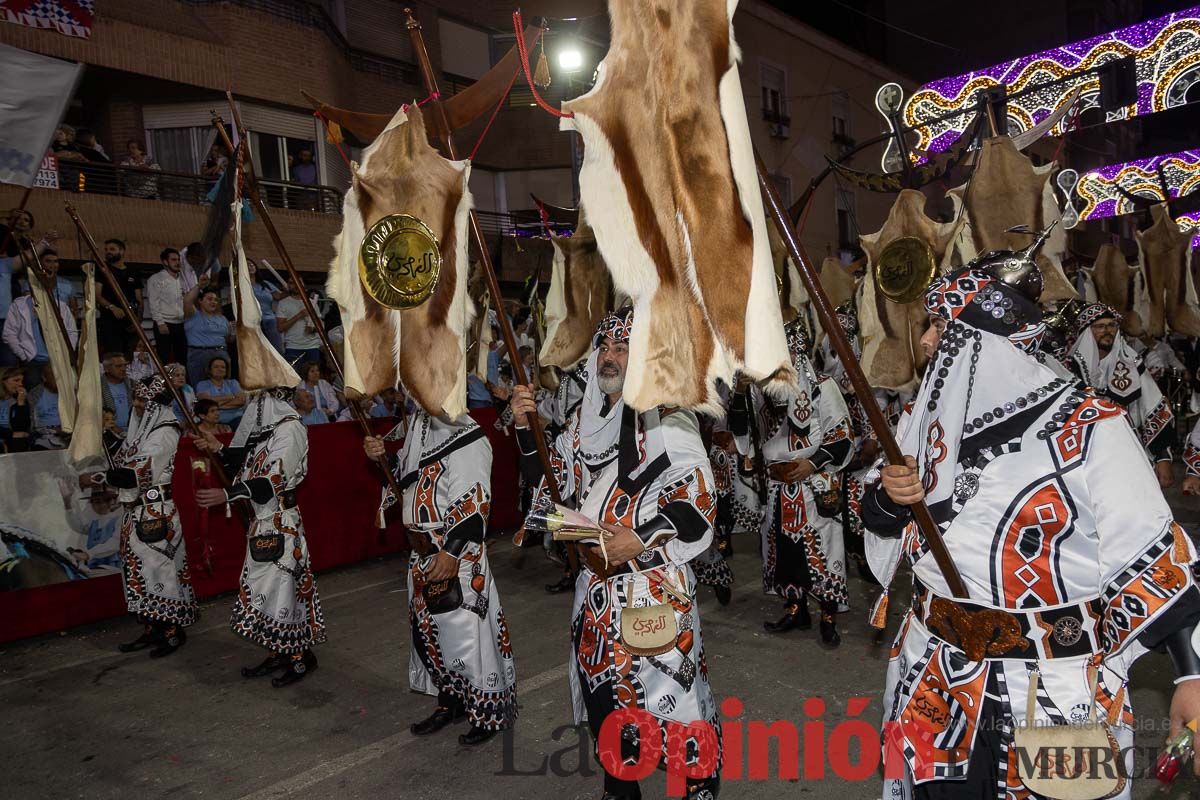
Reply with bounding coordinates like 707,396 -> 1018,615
248,259 -> 286,353
146,247 -> 189,365
291,148 -> 319,211
120,140 -> 161,199
0,228 -> 53,366
74,128 -> 114,195
0,366 -> 31,453
277,287 -> 322,367
100,352 -> 134,431
195,355 -> 245,429
3,263 -> 77,389
183,284 -> 232,385
201,143 -> 229,193
29,366 -> 66,451
192,398 -> 231,436
0,207 -> 35,257
95,238 -> 143,356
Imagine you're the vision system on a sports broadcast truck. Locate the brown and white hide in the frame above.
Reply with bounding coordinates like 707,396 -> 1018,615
326,107 -> 472,419
540,211 -> 612,370
947,137 -> 1075,302
464,264 -> 491,381
859,190 -> 960,393
1135,204 -> 1200,338
561,0 -> 791,413
1092,244 -> 1149,338
232,204 -> 300,390
770,218 -> 808,324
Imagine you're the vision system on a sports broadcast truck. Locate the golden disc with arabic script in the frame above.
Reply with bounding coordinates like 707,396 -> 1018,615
359,214 -> 442,309
876,236 -> 936,305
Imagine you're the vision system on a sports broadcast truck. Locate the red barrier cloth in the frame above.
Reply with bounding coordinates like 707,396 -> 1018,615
0,408 -> 519,643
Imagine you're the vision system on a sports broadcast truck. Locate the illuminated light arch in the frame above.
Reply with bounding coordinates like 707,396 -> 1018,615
905,8 -> 1200,156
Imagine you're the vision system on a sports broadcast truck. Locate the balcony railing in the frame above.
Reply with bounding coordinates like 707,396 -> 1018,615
48,160 -> 344,214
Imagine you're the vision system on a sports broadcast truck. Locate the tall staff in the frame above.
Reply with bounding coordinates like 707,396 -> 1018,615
63,203 -> 249,525
753,151 -> 968,598
401,9 -> 563,507
209,104 -> 405,515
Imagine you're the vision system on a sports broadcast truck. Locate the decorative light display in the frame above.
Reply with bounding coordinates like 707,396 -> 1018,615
905,7 -> 1200,155
1068,149 -> 1200,243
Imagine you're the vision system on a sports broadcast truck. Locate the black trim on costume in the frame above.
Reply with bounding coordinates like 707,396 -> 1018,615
105,467 -> 138,488
444,516 -> 485,553
659,501 -> 709,543
419,426 -> 486,471
634,514 -> 675,547
616,406 -> 670,497
811,437 -> 852,471
957,390 -> 1062,463
860,481 -> 912,538
1138,585 -> 1200,658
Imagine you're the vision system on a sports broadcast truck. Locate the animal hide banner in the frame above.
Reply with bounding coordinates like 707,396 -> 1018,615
326,106 -> 473,419
561,0 -> 791,413
27,271 -> 77,432
465,265 -> 493,383
947,136 -> 1076,302
67,265 -> 103,468
859,190 -> 960,393
540,210 -> 611,370
1092,244 -> 1148,337
770,217 -> 808,323
1135,204 -> 1200,338
231,201 -> 301,390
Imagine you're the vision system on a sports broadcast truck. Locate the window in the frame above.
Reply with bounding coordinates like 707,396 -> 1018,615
148,126 -> 213,174
832,91 -> 851,141
761,63 -> 787,123
251,132 -> 320,209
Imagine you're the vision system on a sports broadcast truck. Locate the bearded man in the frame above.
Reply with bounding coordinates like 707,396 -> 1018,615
510,307 -> 722,800
861,241 -> 1200,799
1068,304 -> 1175,488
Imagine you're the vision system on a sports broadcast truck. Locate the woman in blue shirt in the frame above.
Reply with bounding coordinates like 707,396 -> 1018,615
166,362 -> 196,424
30,367 -> 66,450
195,356 -> 245,428
183,287 -> 232,385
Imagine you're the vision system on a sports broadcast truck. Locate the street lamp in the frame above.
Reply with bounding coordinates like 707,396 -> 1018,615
557,47 -> 584,73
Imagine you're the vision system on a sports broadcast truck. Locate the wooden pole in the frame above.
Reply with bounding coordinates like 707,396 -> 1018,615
753,150 -> 968,599
402,10 -> 565,509
210,108 -> 405,514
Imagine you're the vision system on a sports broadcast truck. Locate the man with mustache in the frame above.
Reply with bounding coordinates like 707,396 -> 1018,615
1068,304 -> 1175,488
510,307 -> 723,800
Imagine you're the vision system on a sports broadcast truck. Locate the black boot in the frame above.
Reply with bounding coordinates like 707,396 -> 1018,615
714,585 -> 732,606
763,602 -> 811,633
118,625 -> 158,653
271,649 -> 317,688
685,774 -> 721,799
544,573 -> 575,594
242,653 -> 289,678
149,626 -> 186,658
458,725 -> 498,746
819,610 -> 841,648
411,702 -> 465,736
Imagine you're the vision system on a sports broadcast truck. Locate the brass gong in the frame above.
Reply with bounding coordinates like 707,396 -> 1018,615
359,214 -> 442,309
876,236 -> 936,304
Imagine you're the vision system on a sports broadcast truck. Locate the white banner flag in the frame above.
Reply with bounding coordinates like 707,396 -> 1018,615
0,42 -> 81,187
